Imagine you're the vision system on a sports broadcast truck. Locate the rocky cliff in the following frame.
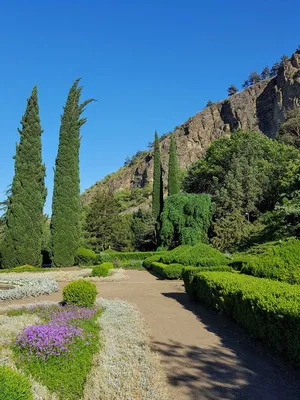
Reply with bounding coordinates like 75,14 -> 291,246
82,51 -> 300,205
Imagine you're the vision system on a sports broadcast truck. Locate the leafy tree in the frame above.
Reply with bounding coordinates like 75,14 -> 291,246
276,108 -> 300,148
183,130 -> 300,250
227,84 -> 238,96
152,131 -> 163,220
168,133 -> 180,196
159,193 -> 212,249
270,61 -> 280,77
51,79 -> 94,267
1,87 -> 46,268
131,209 -> 156,251
248,72 -> 261,85
261,66 -> 270,80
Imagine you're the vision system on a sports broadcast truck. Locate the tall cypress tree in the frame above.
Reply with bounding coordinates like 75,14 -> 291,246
51,79 -> 94,267
2,87 -> 46,268
168,133 -> 180,196
152,131 -> 163,220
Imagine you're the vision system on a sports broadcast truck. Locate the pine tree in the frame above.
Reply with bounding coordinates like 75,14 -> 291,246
227,84 -> 238,96
168,133 -> 180,196
2,87 -> 46,268
261,66 -> 270,80
51,79 -> 94,267
152,131 -> 163,220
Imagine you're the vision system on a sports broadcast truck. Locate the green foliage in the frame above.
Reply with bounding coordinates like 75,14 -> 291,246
183,130 -> 300,251
231,238 -> 300,283
168,133 -> 180,196
63,280 -> 97,307
0,365 -> 33,400
227,84 -> 238,96
131,209 -> 156,251
184,271 -> 300,365
2,87 -> 46,268
171,243 -> 229,267
159,245 -> 193,264
100,251 -> 162,263
51,79 -> 94,267
142,254 -> 165,269
85,188 -> 133,252
276,108 -> 300,148
159,193 -> 212,249
115,185 -> 152,212
91,262 -> 114,277
152,131 -> 163,220
75,247 -> 97,266
151,262 -> 184,279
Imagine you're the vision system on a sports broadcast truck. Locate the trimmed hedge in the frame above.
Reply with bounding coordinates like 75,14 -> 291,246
75,247 -> 98,266
0,365 -> 33,400
173,243 -> 229,267
63,280 -> 97,307
100,251 -> 163,263
143,254 -> 164,269
231,238 -> 300,283
91,262 -> 114,277
152,262 -> 184,279
184,271 -> 300,365
159,245 -> 193,264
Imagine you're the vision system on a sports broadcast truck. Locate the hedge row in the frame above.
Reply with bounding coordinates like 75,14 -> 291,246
152,262 -> 184,279
100,251 -> 163,262
230,238 -> 300,284
183,270 -> 300,365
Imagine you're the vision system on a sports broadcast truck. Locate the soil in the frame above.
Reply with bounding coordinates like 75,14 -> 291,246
2,270 -> 300,400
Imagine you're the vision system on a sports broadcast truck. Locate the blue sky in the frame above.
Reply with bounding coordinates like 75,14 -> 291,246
0,0 -> 299,215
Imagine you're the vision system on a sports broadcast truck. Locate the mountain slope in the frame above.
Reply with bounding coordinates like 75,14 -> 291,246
82,51 -> 300,206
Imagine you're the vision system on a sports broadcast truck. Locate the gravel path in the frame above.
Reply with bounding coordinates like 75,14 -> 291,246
2,270 -> 300,399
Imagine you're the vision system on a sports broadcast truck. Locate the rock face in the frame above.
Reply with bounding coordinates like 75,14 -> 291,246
83,51 -> 300,203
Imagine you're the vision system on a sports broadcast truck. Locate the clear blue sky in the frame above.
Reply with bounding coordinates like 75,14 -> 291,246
0,0 -> 299,215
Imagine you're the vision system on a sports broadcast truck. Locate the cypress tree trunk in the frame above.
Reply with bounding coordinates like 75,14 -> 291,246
2,87 -> 46,268
152,131 -> 162,220
168,133 -> 180,196
51,79 -> 94,267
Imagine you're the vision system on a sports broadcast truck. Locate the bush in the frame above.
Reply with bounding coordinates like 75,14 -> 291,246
74,247 -> 97,266
0,365 -> 33,400
100,251 -> 163,263
151,262 -> 184,279
230,238 -> 300,283
159,245 -> 193,264
173,243 -> 229,267
13,265 -> 38,272
143,254 -> 164,269
63,280 -> 97,307
91,262 -> 114,277
184,271 -> 300,365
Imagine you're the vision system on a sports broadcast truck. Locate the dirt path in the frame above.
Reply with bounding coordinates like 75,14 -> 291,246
2,270 -> 300,399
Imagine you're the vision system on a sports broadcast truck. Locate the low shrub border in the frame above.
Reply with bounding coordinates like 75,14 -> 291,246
151,262 -> 184,279
99,251 -> 164,263
91,262 -> 114,277
183,271 -> 300,365
0,365 -> 33,400
75,247 -> 98,266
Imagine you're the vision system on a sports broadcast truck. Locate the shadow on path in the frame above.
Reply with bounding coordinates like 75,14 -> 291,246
154,291 -> 300,400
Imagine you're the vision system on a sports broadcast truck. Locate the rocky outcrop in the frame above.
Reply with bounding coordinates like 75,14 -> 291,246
83,51 -> 300,204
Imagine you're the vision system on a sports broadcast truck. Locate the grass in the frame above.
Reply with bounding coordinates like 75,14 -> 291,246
12,305 -> 101,400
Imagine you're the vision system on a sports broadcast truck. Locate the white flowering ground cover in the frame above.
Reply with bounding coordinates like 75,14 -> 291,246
0,277 -> 59,301
0,299 -> 169,400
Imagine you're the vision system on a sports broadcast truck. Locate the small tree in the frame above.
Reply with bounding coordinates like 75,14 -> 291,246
206,100 -> 213,107
152,131 -> 163,220
242,80 -> 250,89
280,55 -> 289,66
270,61 -> 280,77
132,209 -> 156,251
276,108 -> 300,148
261,66 -> 271,80
227,84 -> 238,96
248,72 -> 261,86
168,133 -> 180,196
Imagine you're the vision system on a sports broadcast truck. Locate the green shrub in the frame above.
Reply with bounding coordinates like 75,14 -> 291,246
152,262 -> 184,279
184,271 -> 300,365
159,245 -> 193,264
174,243 -> 229,267
91,262 -> 114,277
74,247 -> 97,266
230,238 -> 300,283
63,280 -> 97,307
13,265 -> 38,272
100,251 -> 163,263
143,254 -> 164,269
0,365 -> 33,400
